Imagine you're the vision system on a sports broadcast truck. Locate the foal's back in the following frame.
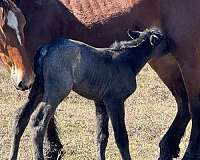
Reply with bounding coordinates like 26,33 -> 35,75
42,38 -> 113,67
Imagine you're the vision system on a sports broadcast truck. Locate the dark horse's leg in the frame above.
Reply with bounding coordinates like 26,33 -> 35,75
103,98 -> 131,160
95,101 -> 109,160
31,71 -> 73,160
31,102 -> 57,160
45,117 -> 64,160
8,84 -> 63,159
9,78 -> 43,160
149,55 -> 190,159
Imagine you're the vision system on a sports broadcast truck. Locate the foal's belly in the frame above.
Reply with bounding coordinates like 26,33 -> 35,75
71,58 -> 113,101
72,82 -> 108,101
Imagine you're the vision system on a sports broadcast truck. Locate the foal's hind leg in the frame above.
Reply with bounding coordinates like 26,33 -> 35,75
149,55 -> 190,159
45,117 -> 64,160
31,72 -> 73,160
9,78 -> 43,160
95,101 -> 109,160
31,102 -> 58,160
103,98 -> 131,160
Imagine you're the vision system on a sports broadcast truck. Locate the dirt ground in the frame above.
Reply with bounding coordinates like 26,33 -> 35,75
0,64 -> 191,160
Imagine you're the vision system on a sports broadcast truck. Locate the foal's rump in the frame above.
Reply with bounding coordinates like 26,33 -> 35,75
34,38 -> 79,75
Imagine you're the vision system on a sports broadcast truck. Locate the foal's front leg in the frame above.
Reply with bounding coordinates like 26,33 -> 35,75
103,98 -> 131,160
95,101 -> 109,160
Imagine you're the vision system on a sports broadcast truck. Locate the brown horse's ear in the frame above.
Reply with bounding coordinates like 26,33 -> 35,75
0,0 -> 26,45
127,30 -> 142,39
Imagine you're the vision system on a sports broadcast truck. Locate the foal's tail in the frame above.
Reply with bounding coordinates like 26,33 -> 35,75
34,45 -> 49,82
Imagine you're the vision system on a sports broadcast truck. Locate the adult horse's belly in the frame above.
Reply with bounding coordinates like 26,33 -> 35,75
57,0 -> 160,47
60,0 -> 134,26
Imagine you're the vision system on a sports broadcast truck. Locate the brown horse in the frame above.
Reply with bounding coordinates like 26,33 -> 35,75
0,0 -> 200,159
0,0 -> 34,90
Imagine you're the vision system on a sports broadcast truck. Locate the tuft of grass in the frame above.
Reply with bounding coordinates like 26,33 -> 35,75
0,64 -> 191,160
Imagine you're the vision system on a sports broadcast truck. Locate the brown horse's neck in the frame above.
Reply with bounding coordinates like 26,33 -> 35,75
16,0 -> 161,62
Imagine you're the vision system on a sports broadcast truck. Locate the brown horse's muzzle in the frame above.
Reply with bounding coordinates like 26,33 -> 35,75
11,66 -> 35,91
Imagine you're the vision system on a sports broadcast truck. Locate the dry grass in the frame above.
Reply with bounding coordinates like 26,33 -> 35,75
0,64 -> 191,160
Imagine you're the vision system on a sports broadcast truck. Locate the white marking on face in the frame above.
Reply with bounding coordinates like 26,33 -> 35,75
7,10 -> 22,45
11,65 -> 35,89
11,66 -> 23,86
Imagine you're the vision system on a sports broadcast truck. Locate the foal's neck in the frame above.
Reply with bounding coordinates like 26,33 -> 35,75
116,41 -> 154,75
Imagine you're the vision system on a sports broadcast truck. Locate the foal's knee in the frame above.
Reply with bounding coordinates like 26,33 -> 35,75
30,102 -> 55,137
97,132 -> 109,144
30,112 -> 44,138
30,106 -> 46,136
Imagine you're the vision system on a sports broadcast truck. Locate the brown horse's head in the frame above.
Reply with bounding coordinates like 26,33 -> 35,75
0,0 -> 34,90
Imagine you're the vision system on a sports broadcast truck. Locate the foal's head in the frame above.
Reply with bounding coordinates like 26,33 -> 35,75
0,0 -> 34,90
111,28 -> 168,57
111,28 -> 168,74
127,28 -> 168,57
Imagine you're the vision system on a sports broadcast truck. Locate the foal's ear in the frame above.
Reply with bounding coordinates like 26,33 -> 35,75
127,30 -> 141,39
150,34 -> 160,46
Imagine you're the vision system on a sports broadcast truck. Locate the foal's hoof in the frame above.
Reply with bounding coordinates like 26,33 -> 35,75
159,143 -> 180,160
57,149 -> 65,160
45,146 -> 65,160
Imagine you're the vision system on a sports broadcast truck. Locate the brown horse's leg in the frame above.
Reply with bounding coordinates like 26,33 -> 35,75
9,77 -> 43,160
173,47 -> 200,159
149,55 -> 190,159
95,101 -> 109,160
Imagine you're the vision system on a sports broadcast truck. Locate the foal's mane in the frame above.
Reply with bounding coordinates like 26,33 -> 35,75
109,40 -> 137,51
110,28 -> 162,51
109,30 -> 149,51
